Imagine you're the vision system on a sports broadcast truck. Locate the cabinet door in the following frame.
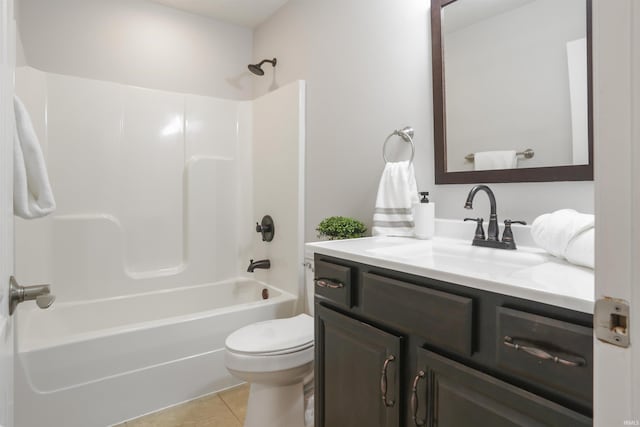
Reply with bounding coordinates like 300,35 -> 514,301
411,349 -> 591,427
316,304 -> 402,427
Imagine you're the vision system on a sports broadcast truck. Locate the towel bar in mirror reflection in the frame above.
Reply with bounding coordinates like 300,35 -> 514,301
465,149 -> 535,162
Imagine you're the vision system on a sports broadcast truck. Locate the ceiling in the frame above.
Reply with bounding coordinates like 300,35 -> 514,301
149,0 -> 291,28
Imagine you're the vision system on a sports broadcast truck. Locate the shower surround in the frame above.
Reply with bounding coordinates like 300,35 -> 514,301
13,67 -> 305,427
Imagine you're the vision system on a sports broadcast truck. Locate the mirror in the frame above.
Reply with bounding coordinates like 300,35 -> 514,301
431,0 -> 593,184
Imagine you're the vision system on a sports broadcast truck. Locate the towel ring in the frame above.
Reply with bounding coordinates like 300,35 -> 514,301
383,126 -> 415,164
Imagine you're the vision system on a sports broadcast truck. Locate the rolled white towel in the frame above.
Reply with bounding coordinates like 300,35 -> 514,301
531,209 -> 594,268
565,227 -> 594,269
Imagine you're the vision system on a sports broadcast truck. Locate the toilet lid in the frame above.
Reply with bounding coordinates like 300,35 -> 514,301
225,314 -> 314,355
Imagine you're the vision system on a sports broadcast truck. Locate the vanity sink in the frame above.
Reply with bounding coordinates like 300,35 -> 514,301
307,232 -> 594,313
366,237 -> 548,280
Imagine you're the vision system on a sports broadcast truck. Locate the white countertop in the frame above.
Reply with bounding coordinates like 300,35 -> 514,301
306,234 -> 594,314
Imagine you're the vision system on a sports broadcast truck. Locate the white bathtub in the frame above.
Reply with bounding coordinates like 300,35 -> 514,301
15,278 -> 297,427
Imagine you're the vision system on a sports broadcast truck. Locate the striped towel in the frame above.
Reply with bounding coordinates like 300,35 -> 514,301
372,161 -> 419,236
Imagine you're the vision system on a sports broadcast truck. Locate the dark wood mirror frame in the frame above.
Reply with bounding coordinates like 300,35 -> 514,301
431,0 -> 594,184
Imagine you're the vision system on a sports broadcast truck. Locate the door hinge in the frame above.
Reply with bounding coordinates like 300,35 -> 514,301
595,297 -> 630,348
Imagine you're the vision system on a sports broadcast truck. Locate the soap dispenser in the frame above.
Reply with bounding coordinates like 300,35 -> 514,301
414,191 -> 435,239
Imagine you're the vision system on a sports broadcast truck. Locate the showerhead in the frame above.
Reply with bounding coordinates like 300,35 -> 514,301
248,58 -> 277,76
248,64 -> 264,76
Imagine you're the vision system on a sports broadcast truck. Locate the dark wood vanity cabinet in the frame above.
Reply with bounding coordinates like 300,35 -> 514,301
316,304 -> 401,427
314,254 -> 593,427
413,349 -> 590,427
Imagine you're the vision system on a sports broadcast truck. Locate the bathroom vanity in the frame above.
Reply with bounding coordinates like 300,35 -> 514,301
308,236 -> 594,427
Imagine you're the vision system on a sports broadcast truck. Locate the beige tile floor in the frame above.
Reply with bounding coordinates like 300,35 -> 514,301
116,384 -> 249,427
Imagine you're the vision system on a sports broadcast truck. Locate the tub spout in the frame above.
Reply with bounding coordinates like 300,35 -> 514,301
247,259 -> 271,273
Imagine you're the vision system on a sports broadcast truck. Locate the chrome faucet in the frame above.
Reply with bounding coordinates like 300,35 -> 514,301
464,185 -> 526,250
247,259 -> 271,272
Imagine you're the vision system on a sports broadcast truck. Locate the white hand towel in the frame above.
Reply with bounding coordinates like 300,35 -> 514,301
474,150 -> 518,171
531,209 -> 594,269
372,161 -> 419,237
13,95 -> 56,219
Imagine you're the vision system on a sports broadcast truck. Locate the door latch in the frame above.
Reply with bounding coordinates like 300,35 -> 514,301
595,297 -> 630,348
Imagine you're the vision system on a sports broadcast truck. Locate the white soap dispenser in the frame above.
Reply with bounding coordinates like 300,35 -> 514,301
414,191 -> 435,239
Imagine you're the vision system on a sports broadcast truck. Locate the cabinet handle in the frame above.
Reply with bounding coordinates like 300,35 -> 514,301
314,278 -> 344,289
411,370 -> 426,426
380,355 -> 396,407
503,336 -> 585,367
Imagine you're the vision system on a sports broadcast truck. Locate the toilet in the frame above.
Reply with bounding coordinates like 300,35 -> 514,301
224,254 -> 315,427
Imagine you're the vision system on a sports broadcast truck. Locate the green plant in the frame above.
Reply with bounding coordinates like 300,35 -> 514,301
316,216 -> 367,240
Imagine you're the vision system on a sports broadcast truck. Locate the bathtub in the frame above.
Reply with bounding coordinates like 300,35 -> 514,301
15,278 -> 297,427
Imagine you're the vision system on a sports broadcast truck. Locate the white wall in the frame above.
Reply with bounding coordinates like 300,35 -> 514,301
253,0 -> 594,241
16,0 -> 254,99
253,0 -> 434,241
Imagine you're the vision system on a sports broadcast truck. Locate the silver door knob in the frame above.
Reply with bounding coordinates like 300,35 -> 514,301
9,276 -> 55,315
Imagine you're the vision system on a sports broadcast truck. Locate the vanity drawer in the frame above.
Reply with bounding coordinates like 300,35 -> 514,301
314,259 -> 353,308
361,273 -> 473,356
496,307 -> 593,408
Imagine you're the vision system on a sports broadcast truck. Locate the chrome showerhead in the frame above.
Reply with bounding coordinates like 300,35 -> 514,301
248,58 -> 277,76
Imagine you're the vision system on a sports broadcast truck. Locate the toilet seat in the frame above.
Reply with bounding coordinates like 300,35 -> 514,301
225,345 -> 314,374
224,314 -> 314,374
225,314 -> 313,355
229,340 -> 313,356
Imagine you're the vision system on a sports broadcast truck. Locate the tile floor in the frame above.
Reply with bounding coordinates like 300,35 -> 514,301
115,384 -> 249,427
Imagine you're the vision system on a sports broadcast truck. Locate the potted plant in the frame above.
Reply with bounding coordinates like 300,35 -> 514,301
316,216 -> 367,240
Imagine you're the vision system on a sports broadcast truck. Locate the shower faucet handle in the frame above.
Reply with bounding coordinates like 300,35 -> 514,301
255,222 -> 272,233
255,215 -> 275,242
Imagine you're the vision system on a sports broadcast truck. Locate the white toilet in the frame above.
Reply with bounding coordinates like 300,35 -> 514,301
224,256 -> 315,427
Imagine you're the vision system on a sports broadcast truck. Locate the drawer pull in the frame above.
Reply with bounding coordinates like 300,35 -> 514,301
410,370 -> 426,426
314,278 -> 344,289
503,336 -> 585,367
380,355 -> 396,407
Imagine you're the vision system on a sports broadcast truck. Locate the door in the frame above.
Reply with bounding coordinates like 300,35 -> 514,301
593,0 -> 640,425
0,0 -> 15,426
413,349 -> 591,427
316,304 -> 402,427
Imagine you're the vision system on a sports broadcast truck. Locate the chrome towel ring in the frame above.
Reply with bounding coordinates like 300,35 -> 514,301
383,126 -> 415,164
